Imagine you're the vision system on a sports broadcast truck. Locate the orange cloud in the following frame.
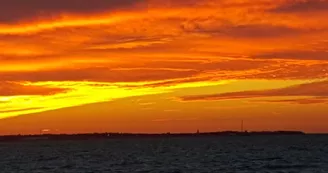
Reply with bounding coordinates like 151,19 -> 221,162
0,82 -> 67,96
0,67 -> 199,82
0,0 -> 145,24
179,80 -> 328,102
258,97 -> 328,105
272,0 -> 328,13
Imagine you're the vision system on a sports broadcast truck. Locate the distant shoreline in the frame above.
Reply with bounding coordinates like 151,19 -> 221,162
0,131 -> 311,142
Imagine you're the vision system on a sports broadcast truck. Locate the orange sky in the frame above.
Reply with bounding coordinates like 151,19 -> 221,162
1,0 -> 328,135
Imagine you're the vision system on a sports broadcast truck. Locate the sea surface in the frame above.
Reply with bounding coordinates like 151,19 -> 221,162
0,135 -> 328,173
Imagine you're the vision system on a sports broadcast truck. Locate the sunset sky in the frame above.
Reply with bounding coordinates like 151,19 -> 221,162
1,0 -> 328,135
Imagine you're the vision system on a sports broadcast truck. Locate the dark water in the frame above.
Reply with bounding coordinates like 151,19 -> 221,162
1,135 -> 328,173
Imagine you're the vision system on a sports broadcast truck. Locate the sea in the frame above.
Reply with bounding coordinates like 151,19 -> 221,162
0,135 -> 327,173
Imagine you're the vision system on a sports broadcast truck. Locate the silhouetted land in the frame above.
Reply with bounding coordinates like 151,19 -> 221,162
0,131 -> 306,142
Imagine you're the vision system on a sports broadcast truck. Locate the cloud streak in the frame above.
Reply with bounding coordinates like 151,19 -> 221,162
272,0 -> 328,13
0,82 -> 67,96
0,0 -> 144,23
179,80 -> 328,102
258,97 -> 328,105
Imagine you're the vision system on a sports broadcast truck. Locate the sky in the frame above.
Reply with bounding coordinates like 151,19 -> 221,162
1,0 -> 328,135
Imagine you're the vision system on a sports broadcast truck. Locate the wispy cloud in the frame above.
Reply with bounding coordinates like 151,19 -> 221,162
258,97 -> 328,105
179,80 -> 328,102
0,0 -> 144,23
0,82 -> 67,96
272,0 -> 328,13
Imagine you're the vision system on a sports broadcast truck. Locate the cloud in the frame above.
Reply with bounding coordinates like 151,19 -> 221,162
0,67 -> 200,83
258,97 -> 328,104
1,58 -> 277,83
183,23 -> 303,38
0,0 -> 144,23
220,24 -> 300,38
179,80 -> 328,102
254,50 -> 328,60
3,59 -> 328,84
0,82 -> 67,96
272,0 -> 328,13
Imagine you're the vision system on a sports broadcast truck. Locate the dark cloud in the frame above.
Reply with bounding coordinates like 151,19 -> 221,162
272,0 -> 328,13
113,59 -> 270,72
179,80 -> 328,101
218,24 -> 300,38
0,59 -> 273,83
238,63 -> 328,80
182,22 -> 302,38
0,67 -> 200,83
0,0 -> 144,23
141,77 -> 212,88
149,0 -> 202,7
258,97 -> 328,104
2,59 -> 328,83
254,50 -> 328,60
0,82 -> 67,96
